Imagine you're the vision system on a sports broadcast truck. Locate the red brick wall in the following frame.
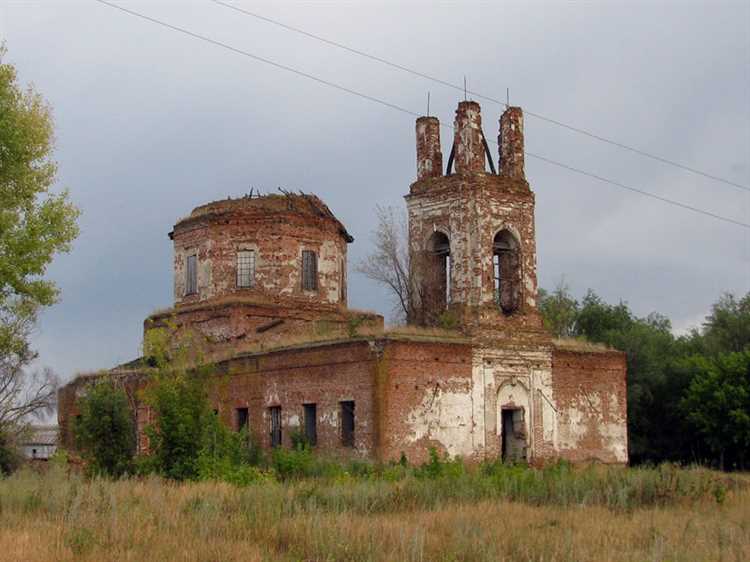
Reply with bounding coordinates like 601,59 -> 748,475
58,340 -> 628,466
211,340 -> 379,456
59,341 -> 382,459
171,194 -> 350,308
376,339 -> 475,464
551,348 -> 628,464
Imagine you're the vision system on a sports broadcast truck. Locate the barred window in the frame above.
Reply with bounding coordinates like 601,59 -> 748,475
304,403 -> 317,446
236,250 -> 255,288
301,250 -> 318,291
185,254 -> 197,295
269,406 -> 282,448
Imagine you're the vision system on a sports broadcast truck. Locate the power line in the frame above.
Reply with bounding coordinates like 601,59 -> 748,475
92,0 -> 750,230
525,153 -> 750,229
209,0 -> 750,193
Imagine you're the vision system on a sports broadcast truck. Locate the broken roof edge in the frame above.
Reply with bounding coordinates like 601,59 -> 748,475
64,366 -> 154,387
552,337 -> 619,354
169,192 -> 354,243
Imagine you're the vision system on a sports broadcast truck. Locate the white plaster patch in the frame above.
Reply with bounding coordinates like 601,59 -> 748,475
405,379 -> 476,458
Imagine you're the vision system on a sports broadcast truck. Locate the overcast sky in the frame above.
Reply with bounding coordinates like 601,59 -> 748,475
1,0 -> 748,384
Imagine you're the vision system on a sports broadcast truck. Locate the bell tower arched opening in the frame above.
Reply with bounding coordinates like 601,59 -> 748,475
423,231 -> 451,315
493,230 -> 521,315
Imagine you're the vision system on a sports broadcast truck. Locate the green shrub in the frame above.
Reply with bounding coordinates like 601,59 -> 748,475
74,378 -> 135,478
0,430 -> 21,476
414,448 -> 465,479
271,447 -> 314,480
289,429 -> 312,451
196,453 -> 270,486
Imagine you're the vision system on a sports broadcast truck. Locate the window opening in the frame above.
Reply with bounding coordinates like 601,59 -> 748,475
303,403 -> 317,446
186,254 -> 197,295
425,231 -> 450,313
339,259 -> 346,303
493,230 -> 521,314
269,406 -> 282,448
340,401 -> 355,447
302,250 -> 318,291
236,250 -> 255,288
236,407 -> 249,432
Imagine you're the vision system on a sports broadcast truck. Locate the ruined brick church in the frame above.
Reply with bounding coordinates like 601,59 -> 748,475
58,101 -> 628,465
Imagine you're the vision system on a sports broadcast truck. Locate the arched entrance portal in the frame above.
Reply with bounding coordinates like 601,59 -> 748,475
497,379 -> 530,462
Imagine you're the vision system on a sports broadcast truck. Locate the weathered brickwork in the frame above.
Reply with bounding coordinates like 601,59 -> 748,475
407,102 -> 542,331
149,193 -> 382,356
171,194 -> 350,306
58,99 -> 628,466
551,347 -> 628,463
452,101 -> 485,174
416,116 -> 443,180
375,338 -> 475,464
499,106 -> 525,179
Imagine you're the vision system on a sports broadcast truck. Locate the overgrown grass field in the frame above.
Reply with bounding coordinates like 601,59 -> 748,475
0,458 -> 747,562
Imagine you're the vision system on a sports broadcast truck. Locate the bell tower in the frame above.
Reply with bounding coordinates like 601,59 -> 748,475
406,101 -> 543,333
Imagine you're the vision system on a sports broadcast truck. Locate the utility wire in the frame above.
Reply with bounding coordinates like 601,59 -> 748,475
92,0 -> 750,230
209,0 -> 750,193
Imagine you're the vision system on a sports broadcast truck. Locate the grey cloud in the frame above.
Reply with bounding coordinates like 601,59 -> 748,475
1,0 -> 747,382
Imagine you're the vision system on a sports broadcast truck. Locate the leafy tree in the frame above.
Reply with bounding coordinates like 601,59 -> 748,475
0,43 -> 79,336
0,428 -> 22,475
573,294 -> 681,462
141,326 -> 228,480
701,293 -> 750,354
681,351 -> 750,470
538,280 -> 578,338
75,378 -> 136,477
0,44 -> 79,464
145,366 -> 215,481
537,287 -> 750,468
575,291 -> 633,342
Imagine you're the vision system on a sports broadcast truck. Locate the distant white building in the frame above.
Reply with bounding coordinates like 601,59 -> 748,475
20,425 -> 58,460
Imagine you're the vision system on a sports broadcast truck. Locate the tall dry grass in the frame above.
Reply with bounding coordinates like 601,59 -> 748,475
0,463 -> 747,562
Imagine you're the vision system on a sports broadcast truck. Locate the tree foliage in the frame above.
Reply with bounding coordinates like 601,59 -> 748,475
141,327 -> 259,481
0,44 -> 79,467
538,280 -> 578,338
75,378 -> 136,477
0,44 -> 79,311
681,351 -> 750,469
538,287 -> 750,469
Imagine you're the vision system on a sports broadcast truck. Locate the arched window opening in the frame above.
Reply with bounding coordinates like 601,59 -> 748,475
493,230 -> 521,315
339,258 -> 347,303
425,231 -> 451,312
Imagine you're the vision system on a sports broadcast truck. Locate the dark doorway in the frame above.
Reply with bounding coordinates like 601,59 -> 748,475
501,408 -> 526,463
303,403 -> 317,446
269,406 -> 282,448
